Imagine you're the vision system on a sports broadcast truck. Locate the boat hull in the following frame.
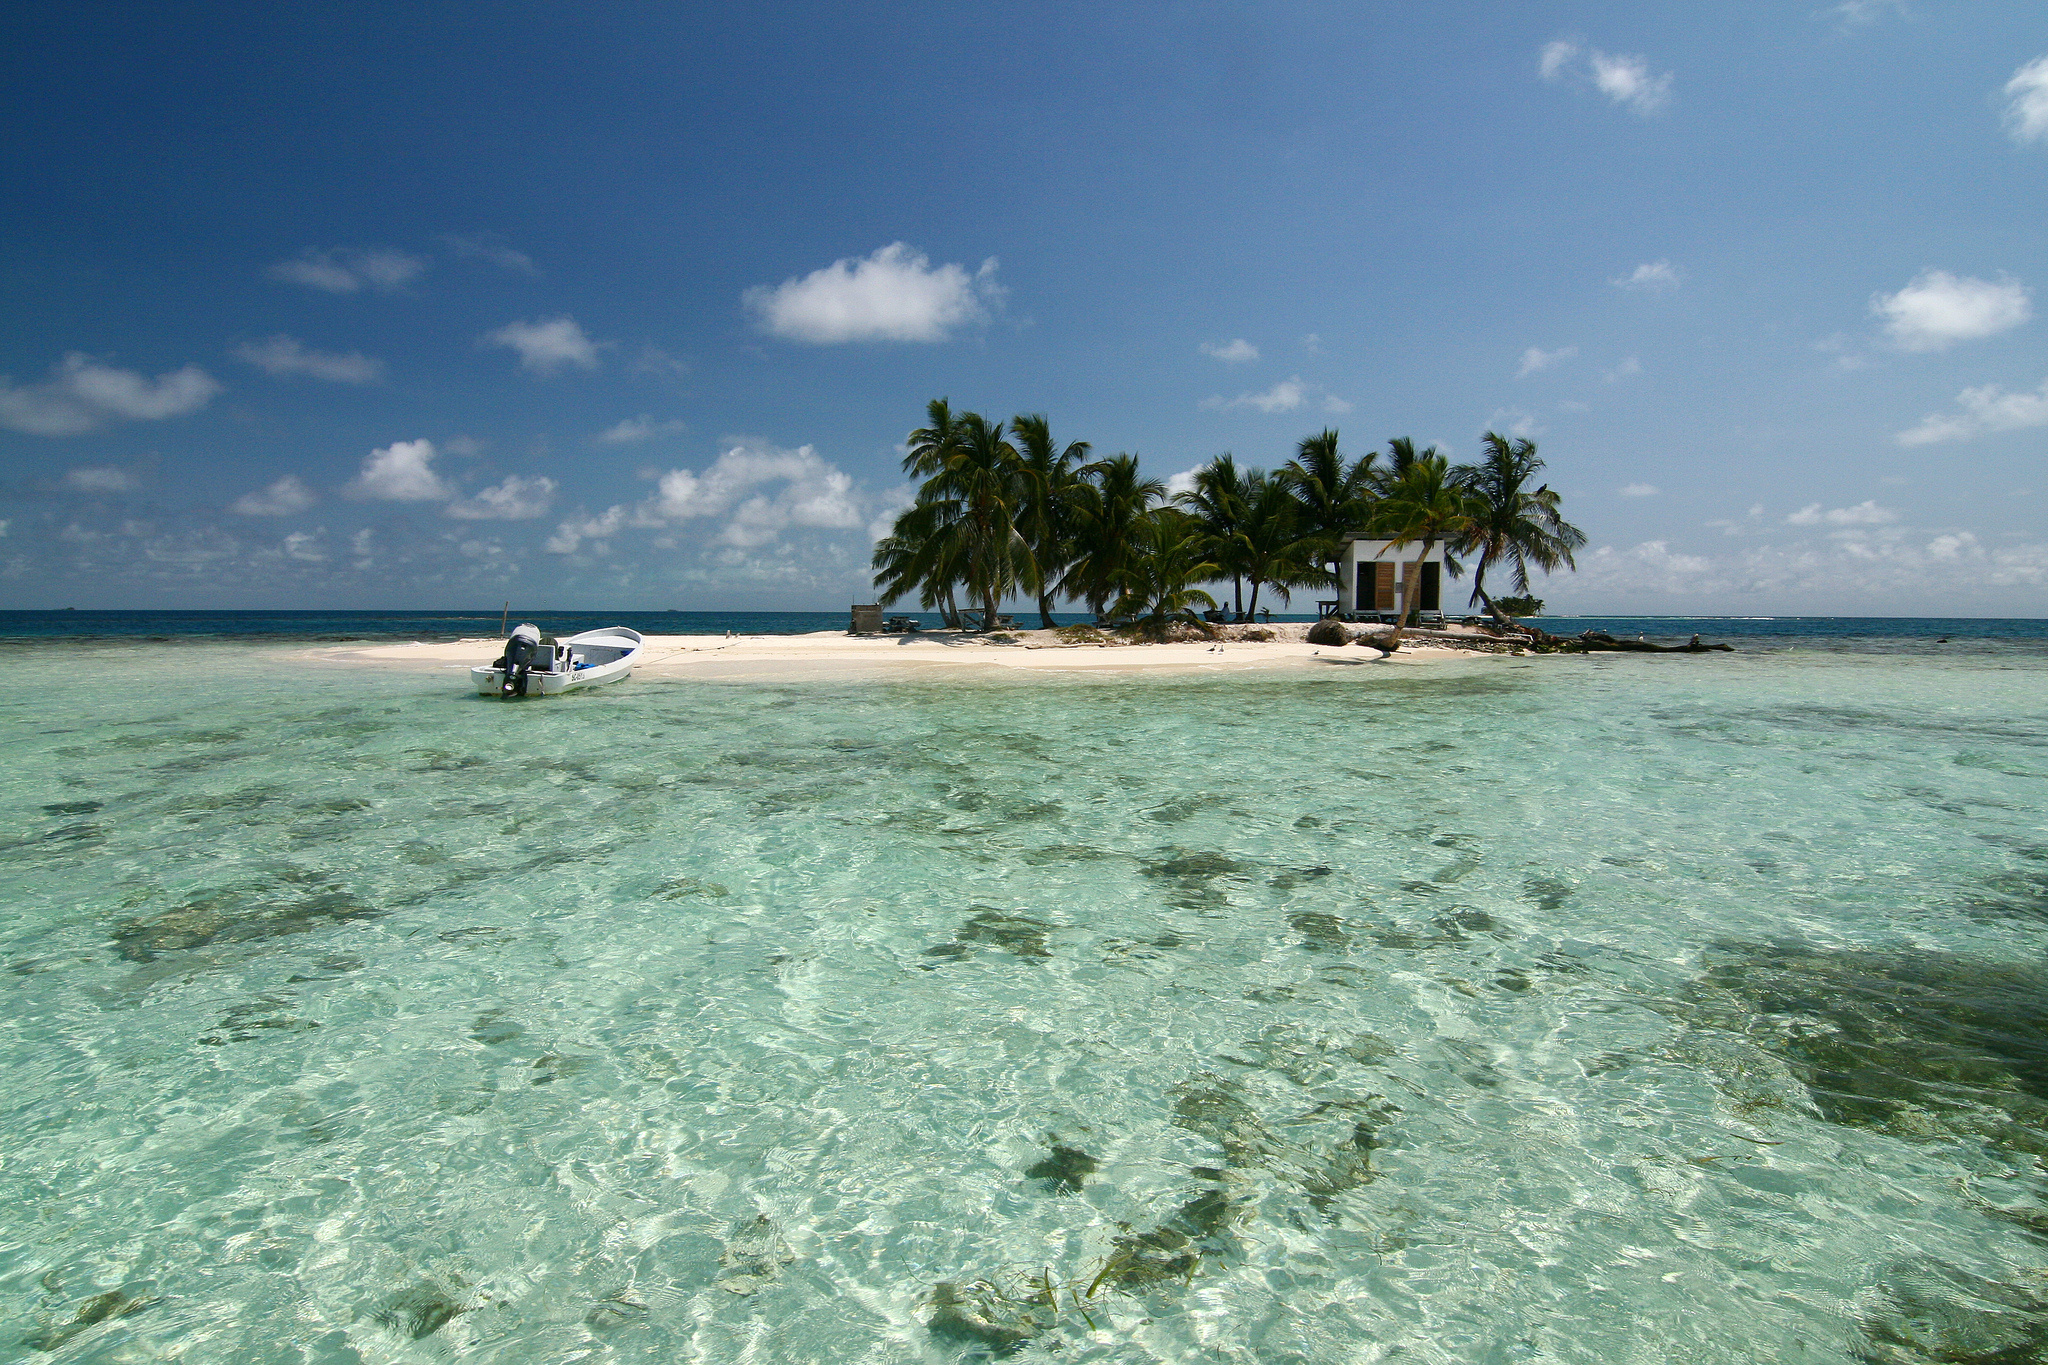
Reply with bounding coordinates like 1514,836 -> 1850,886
471,626 -> 643,698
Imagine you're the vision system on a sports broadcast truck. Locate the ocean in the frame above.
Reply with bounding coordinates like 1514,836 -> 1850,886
3,616 -> 2046,1362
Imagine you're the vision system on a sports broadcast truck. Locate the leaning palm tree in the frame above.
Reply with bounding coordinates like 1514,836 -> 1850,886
1061,453 -> 1166,622
1370,451 -> 1480,652
1010,413 -> 1090,629
1232,471 -> 1338,619
1110,508 -> 1219,633
872,497 -> 969,627
1174,453 -> 1252,618
1455,433 -> 1586,626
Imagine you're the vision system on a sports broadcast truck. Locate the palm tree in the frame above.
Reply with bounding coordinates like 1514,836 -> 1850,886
1110,508 -> 1219,631
1174,454 -> 1252,618
1455,433 -> 1586,626
1282,428 -> 1379,564
1061,453 -> 1165,622
1232,471 -> 1338,619
1370,451 -> 1480,651
919,410 -> 1032,630
1010,413 -> 1090,629
872,497 -> 968,625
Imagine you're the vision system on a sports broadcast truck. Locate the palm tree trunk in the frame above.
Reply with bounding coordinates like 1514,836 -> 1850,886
1383,541 -> 1434,652
1245,578 -> 1264,620
1037,593 -> 1058,630
1233,576 -> 1243,621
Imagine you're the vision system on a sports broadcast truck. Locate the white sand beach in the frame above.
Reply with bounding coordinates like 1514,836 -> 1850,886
303,622 -> 1509,683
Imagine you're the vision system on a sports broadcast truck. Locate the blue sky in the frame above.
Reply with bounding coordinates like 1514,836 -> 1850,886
3,2 -> 2044,614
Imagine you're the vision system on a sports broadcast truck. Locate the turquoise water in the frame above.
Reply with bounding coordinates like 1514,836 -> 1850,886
5,642 -> 2048,1362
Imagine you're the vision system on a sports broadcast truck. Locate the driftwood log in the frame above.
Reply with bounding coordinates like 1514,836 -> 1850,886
1492,623 -> 1732,654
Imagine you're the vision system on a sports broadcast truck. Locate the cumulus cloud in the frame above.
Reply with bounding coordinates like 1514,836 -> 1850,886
1541,41 -> 1672,114
446,475 -> 557,521
1785,500 -> 1898,526
1872,270 -> 2031,350
231,474 -> 317,516
2005,56 -> 2048,145
1896,375 -> 2048,444
484,317 -> 603,374
1613,260 -> 1680,291
744,243 -> 1001,343
267,247 -> 426,294
546,442 -> 866,555
1516,345 -> 1577,378
1619,483 -> 1659,497
596,415 -> 687,444
0,353 -> 220,435
441,233 -> 537,275
1201,377 -> 1307,413
347,439 -> 453,501
1200,338 -> 1259,364
233,335 -> 384,383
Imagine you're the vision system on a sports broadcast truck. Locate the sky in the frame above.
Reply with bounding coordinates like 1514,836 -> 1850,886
2,1 -> 2044,616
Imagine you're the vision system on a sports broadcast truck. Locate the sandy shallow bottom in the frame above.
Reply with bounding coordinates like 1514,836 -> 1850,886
304,627 -> 1472,684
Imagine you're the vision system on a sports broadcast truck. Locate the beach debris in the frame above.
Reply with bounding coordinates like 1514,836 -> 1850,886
717,1214 -> 796,1294
1025,1139 -> 1100,1193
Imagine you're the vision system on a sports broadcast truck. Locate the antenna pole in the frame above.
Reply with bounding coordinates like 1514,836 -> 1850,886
499,600 -> 509,636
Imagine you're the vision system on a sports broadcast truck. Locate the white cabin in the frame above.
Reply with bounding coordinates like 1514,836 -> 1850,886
1334,535 -> 1449,618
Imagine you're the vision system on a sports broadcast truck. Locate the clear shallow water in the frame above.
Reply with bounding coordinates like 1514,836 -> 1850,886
4,643 -> 2048,1362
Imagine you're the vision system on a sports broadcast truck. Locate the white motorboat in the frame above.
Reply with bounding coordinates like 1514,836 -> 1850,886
472,625 -> 644,698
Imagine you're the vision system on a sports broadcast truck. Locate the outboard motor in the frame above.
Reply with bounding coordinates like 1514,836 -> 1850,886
497,622 -> 542,697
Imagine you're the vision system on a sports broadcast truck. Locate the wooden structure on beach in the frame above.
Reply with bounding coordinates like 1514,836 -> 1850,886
1333,536 -> 1447,619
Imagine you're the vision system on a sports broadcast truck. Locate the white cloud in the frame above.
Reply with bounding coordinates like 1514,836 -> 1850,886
1322,393 -> 1354,414
1302,333 -> 1323,354
233,334 -> 384,383
2005,55 -> 2048,145
1541,41 -> 1671,113
1516,345 -> 1577,378
484,317 -> 603,374
545,506 -> 630,555
1619,483 -> 1659,497
1613,260 -> 1680,291
1785,500 -> 1898,526
546,442 -> 867,555
1896,375 -> 2048,444
0,353 -> 220,435
1200,338 -> 1259,364
1590,52 -> 1673,113
1825,0 -> 1906,27
1604,356 -> 1643,382
446,475 -> 558,521
597,415 -> 688,444
1871,270 -> 2031,350
267,247 -> 426,294
282,531 -> 326,562
1202,377 -> 1307,413
231,474 -> 317,516
744,243 -> 1001,343
65,466 -> 139,493
347,439 -> 453,502
441,233 -> 537,275
1164,467 -> 1202,500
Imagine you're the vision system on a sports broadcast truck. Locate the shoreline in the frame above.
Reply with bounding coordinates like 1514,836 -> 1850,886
301,622 -> 1516,682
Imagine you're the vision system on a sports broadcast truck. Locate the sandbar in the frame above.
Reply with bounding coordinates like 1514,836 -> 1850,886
301,623 -> 1515,684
